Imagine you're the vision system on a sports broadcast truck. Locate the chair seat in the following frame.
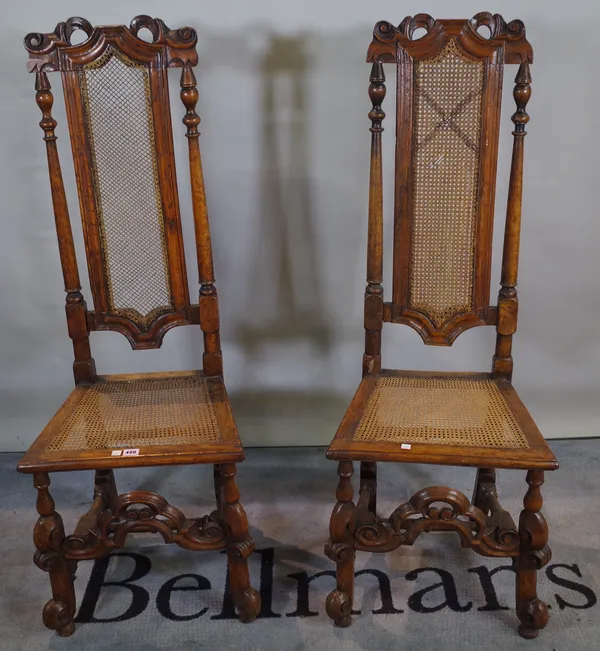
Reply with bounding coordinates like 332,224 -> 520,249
18,371 -> 244,473
328,370 -> 558,470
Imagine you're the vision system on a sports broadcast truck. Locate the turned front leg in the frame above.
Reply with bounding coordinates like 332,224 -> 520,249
33,473 -> 76,637
219,463 -> 261,622
325,460 -> 356,627
516,469 -> 551,639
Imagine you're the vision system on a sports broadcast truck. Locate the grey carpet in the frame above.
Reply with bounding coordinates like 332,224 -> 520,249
1,440 -> 599,651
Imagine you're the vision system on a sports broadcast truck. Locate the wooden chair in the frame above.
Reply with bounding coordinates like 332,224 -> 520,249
18,16 -> 261,636
325,13 -> 558,639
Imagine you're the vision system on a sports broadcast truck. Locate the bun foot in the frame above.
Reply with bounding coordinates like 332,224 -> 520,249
326,589 -> 352,627
42,598 -> 75,637
235,587 -> 261,623
517,597 -> 548,639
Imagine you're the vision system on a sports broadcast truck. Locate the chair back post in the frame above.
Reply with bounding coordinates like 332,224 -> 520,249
363,62 -> 386,377
493,61 -> 531,381
34,71 -> 96,384
180,65 -> 223,377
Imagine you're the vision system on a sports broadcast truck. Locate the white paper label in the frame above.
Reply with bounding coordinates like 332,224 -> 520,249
111,450 -> 122,456
123,448 -> 140,457
401,443 -> 412,450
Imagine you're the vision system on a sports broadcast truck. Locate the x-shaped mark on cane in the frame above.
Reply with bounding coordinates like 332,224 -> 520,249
415,86 -> 481,153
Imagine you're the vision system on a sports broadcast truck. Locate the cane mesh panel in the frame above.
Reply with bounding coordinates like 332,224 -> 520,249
47,376 -> 220,452
409,39 -> 484,328
353,376 -> 529,449
81,48 -> 173,329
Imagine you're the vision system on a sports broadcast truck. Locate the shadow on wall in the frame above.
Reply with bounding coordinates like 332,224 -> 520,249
236,35 -> 331,358
224,33 -> 359,446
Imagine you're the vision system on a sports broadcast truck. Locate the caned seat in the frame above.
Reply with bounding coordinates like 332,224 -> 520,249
324,14 -> 558,641
17,16 -> 261,637
19,372 -> 243,473
328,371 -> 557,469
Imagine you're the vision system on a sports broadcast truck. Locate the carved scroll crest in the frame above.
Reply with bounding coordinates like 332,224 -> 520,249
25,15 -> 198,72
368,13 -> 532,64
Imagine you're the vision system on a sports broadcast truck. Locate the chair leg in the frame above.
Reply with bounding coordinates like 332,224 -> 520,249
94,469 -> 118,511
219,463 -> 261,623
360,461 -> 377,514
32,473 -> 76,637
472,467 -> 496,514
516,469 -> 551,639
213,463 -> 223,511
325,460 -> 356,628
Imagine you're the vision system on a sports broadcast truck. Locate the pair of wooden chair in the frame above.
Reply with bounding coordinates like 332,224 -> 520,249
18,13 -> 557,640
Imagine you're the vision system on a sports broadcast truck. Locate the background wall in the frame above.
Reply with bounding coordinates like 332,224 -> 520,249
1,0 -> 598,451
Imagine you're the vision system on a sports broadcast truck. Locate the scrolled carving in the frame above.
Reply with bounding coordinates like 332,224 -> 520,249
125,505 -> 153,521
231,538 -> 255,561
355,520 -> 397,550
368,14 -> 532,65
369,22 -> 396,63
468,13 -> 531,63
34,549 -> 61,572
325,590 -> 352,628
25,16 -> 198,73
470,13 -> 526,42
399,13 -> 438,41
353,498 -> 397,551
372,14 -> 439,45
372,21 -> 397,44
531,544 -> 552,570
475,480 -> 520,551
113,492 -> 173,521
57,17 -> 94,45
25,17 -> 94,54
42,598 -> 75,637
394,486 -> 487,549
518,598 -> 549,639
325,540 -> 354,563
62,534 -> 92,555
496,526 -> 520,550
24,32 -> 50,52
469,13 -> 504,39
391,486 -> 473,523
519,509 -> 548,549
188,512 -> 227,542
129,15 -> 163,43
328,500 -> 355,543
62,490 -> 228,559
353,485 -> 520,557
370,15 -> 441,63
25,15 -> 196,52
235,587 -> 261,624
129,15 -> 197,58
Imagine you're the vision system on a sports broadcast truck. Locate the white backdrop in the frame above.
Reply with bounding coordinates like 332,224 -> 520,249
1,0 -> 598,451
